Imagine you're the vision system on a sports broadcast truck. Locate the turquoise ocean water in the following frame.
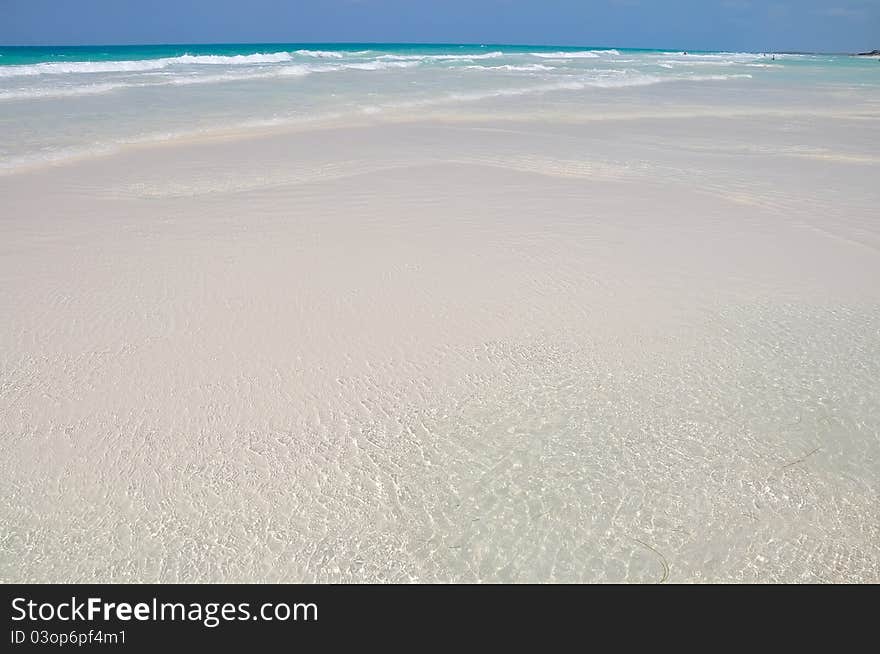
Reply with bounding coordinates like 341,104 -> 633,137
1,43 -> 877,172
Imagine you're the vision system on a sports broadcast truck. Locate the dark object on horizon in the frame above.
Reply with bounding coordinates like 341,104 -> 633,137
855,49 -> 880,56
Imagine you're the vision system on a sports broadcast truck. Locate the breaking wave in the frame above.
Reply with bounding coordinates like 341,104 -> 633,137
0,51 -> 297,77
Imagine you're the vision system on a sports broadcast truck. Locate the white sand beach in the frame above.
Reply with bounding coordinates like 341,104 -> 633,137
1,68 -> 879,582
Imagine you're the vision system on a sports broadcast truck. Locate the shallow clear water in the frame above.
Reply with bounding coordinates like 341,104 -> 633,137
1,43 -> 878,171
1,43 -> 879,583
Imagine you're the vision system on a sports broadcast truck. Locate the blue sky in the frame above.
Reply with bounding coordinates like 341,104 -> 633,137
2,1 -> 878,52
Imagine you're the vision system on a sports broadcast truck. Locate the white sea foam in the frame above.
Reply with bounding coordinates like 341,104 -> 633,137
585,72 -> 752,87
658,59 -> 735,67
656,58 -> 767,68
352,70 -> 750,117
173,52 -> 295,65
342,61 -> 421,71
442,71 -> 754,99
0,82 -> 126,101
0,67 -> 306,101
0,61 -> 423,101
530,50 -> 619,59
0,51 -> 296,77
464,64 -> 554,72
689,74 -> 753,81
294,49 -> 379,59
655,51 -> 762,62
166,65 -> 316,86
376,51 -> 505,62
532,51 -> 598,59
167,60 -> 419,80
293,50 -> 346,58
584,75 -> 663,88
447,81 -> 588,101
0,59 -> 756,105
357,81 -> 589,115
0,59 -> 171,77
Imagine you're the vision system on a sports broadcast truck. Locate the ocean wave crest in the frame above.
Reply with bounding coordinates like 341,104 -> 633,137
376,51 -> 505,62
0,51 -> 296,77
531,50 -> 619,59
294,50 -> 345,58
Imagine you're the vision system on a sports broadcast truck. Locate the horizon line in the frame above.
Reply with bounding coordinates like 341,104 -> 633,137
0,40 -> 865,56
